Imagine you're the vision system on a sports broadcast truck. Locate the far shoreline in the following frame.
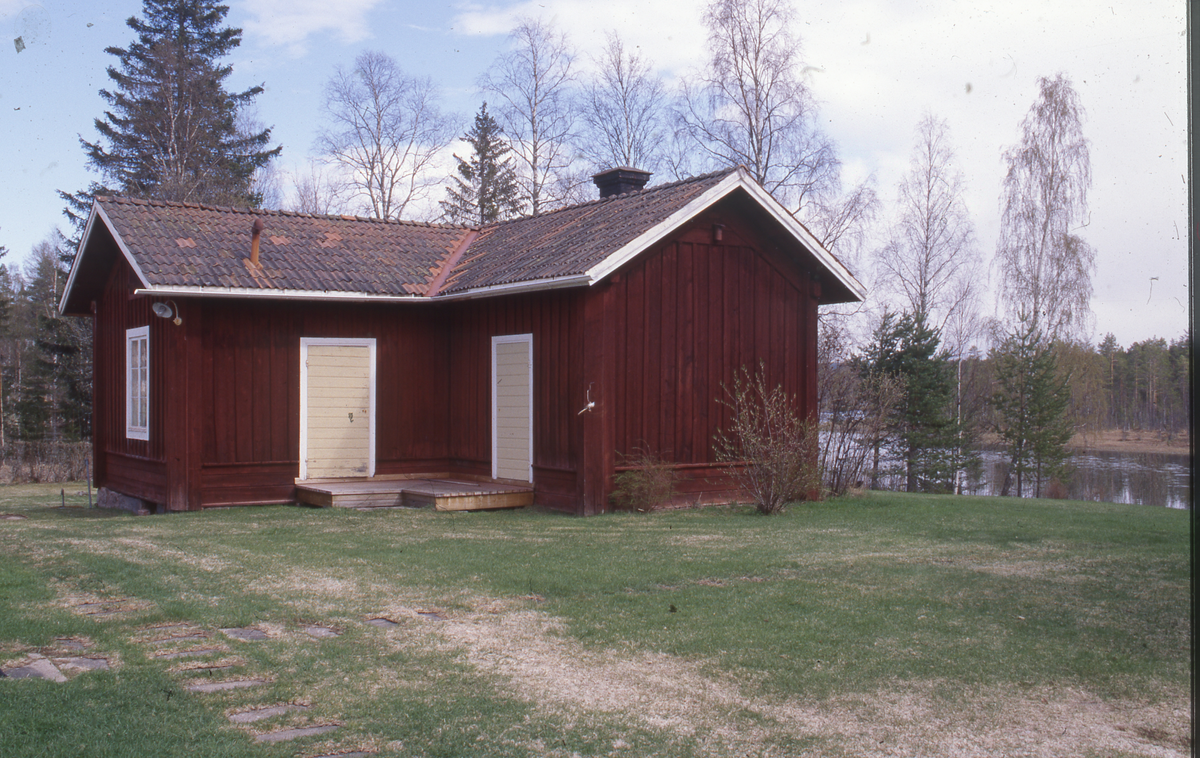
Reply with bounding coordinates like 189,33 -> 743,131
983,429 -> 1191,457
1066,429 -> 1191,456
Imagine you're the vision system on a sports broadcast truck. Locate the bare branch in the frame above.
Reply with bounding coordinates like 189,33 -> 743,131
318,51 -> 457,220
995,73 -> 1095,342
874,114 -> 981,336
580,32 -> 668,173
678,0 -> 839,212
478,18 -> 579,216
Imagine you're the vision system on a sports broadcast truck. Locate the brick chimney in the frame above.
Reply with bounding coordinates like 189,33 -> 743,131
592,166 -> 652,198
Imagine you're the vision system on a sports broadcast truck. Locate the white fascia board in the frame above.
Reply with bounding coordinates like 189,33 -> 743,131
133,286 -> 429,303
584,171 -> 745,284
59,202 -> 154,313
430,273 -> 591,301
584,167 -> 867,302
136,275 -> 592,304
734,175 -> 867,301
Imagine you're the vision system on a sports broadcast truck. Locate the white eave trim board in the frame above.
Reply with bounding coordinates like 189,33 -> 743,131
584,170 -> 745,285
134,273 -> 592,303
59,203 -> 154,314
133,286 -> 430,303
430,273 -> 591,301
584,167 -> 866,302
736,176 -> 867,301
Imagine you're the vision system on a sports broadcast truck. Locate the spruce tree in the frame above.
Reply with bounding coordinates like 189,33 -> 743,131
61,0 -> 280,230
861,311 -> 960,492
440,103 -> 524,226
991,313 -> 1072,498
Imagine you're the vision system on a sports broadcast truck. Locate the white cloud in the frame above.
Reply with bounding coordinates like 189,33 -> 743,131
451,0 -> 707,77
240,0 -> 383,55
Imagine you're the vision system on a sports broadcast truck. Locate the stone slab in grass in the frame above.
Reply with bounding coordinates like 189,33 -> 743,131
57,657 -> 110,672
3,656 -> 67,682
154,648 -> 222,660
184,663 -> 235,671
186,678 -> 268,693
416,610 -> 447,621
365,618 -> 399,628
54,638 -> 89,651
254,724 -> 339,743
313,753 -> 371,758
228,704 -> 309,724
305,626 -> 341,638
0,513 -> 27,520
147,633 -> 208,645
220,627 -> 269,641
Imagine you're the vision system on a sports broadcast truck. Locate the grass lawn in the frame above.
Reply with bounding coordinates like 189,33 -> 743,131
0,484 -> 1190,757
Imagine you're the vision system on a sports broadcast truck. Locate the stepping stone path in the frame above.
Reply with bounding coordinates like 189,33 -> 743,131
220,627 -> 269,641
228,704 -> 310,724
255,725 -> 340,744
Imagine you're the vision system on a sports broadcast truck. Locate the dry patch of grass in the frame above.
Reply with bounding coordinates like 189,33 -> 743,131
403,596 -> 1191,757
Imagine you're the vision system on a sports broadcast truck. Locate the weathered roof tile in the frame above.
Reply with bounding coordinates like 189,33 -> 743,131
82,168 -> 739,301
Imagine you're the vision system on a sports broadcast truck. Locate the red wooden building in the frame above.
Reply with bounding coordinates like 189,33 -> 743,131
59,167 -> 864,515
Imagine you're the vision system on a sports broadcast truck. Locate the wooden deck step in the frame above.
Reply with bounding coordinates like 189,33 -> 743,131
295,478 -> 533,512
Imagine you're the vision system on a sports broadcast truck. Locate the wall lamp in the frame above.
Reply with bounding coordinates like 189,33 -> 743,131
151,300 -> 182,326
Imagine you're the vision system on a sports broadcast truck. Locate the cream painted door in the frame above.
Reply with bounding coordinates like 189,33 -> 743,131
492,334 -> 533,482
300,338 -> 376,480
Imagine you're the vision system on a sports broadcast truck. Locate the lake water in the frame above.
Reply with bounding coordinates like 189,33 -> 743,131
972,448 -> 1192,509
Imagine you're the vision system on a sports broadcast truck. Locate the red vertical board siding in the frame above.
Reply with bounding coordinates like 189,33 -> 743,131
604,210 -> 814,470
94,253 -> 166,503
446,291 -> 581,477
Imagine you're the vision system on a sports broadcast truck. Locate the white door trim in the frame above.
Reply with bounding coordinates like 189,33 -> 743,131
491,333 -> 533,482
299,337 -> 377,480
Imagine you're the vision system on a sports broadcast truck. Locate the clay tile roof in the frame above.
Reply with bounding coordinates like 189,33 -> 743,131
97,197 -> 473,296
81,168 -> 740,303
439,168 -> 734,293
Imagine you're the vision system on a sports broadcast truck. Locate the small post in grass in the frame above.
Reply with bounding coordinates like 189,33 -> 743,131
86,458 -> 93,508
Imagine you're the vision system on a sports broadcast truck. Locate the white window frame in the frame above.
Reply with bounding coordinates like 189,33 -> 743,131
126,325 -> 150,440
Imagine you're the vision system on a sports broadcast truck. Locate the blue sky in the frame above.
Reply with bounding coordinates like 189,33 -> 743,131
0,0 -> 1188,347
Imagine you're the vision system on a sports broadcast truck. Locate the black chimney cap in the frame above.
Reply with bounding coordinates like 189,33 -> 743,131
592,167 -> 652,198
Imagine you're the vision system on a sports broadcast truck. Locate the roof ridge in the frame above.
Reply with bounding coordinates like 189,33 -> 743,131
97,195 -> 472,231
478,167 -> 739,231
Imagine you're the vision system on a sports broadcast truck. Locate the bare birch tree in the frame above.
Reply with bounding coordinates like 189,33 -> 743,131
995,73 -> 1095,342
318,51 -> 457,220
580,33 -> 668,174
875,114 -> 981,344
479,18 -> 579,216
679,0 -> 839,214
288,159 -> 348,215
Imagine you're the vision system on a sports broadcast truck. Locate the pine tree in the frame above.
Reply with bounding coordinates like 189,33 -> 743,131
991,313 -> 1072,498
61,0 -> 280,231
440,103 -> 524,226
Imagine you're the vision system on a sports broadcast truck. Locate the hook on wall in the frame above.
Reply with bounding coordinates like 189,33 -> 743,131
578,383 -> 596,415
